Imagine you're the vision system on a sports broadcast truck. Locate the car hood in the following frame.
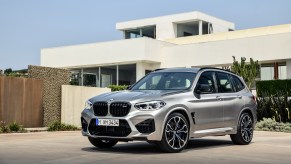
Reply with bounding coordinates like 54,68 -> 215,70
89,90 -> 185,103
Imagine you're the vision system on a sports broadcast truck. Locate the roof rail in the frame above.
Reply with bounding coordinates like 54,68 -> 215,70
153,68 -> 167,72
198,67 -> 236,74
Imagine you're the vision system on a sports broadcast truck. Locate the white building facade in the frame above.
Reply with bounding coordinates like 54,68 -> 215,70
41,11 -> 291,87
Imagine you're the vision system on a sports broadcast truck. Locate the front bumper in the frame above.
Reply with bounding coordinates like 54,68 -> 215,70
81,108 -> 165,141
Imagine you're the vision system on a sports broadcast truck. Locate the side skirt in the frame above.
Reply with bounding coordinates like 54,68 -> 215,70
191,127 -> 237,138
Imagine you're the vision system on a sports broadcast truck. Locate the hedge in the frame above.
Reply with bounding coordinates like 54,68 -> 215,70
107,85 -> 129,91
256,79 -> 291,97
256,79 -> 291,123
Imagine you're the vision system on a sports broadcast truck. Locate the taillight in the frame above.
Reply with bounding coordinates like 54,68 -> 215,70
252,94 -> 257,104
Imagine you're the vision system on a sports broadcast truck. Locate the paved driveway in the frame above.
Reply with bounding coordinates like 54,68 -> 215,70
0,131 -> 291,164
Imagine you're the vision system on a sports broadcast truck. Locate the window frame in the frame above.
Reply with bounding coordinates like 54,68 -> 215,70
194,71 -> 218,94
214,71 -> 235,93
230,75 -> 245,92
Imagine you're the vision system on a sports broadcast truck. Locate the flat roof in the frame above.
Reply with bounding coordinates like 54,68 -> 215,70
165,24 -> 291,45
116,11 -> 234,30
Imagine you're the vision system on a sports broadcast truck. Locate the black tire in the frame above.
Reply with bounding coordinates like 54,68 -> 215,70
147,141 -> 159,145
230,112 -> 254,145
157,113 -> 189,153
88,137 -> 118,148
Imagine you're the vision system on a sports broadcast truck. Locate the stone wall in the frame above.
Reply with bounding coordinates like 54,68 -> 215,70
28,65 -> 70,126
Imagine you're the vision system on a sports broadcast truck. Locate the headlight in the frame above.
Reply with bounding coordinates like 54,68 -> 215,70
85,100 -> 93,109
134,100 -> 166,111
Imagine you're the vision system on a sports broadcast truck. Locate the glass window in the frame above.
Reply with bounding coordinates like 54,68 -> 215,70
261,66 -> 274,80
232,75 -> 245,92
279,65 -> 287,79
131,72 -> 196,90
197,71 -> 216,93
216,72 -> 234,93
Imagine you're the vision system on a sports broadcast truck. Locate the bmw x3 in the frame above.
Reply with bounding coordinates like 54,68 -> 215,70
81,67 -> 257,153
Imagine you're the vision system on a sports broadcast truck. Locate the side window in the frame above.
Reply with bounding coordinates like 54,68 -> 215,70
232,75 -> 245,92
216,72 -> 234,93
197,71 -> 216,93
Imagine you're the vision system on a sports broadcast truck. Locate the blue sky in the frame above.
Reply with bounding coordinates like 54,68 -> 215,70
0,0 -> 291,70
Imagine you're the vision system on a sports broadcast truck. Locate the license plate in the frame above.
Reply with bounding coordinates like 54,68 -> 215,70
96,119 -> 119,126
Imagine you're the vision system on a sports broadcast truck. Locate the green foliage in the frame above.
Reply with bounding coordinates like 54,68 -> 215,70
256,80 -> 291,123
0,121 -> 10,133
0,121 -> 26,133
48,121 -> 78,131
256,80 -> 291,97
4,68 -> 12,74
9,121 -> 21,131
256,118 -> 291,133
108,85 -> 129,91
231,57 -> 260,89
2,68 -> 28,78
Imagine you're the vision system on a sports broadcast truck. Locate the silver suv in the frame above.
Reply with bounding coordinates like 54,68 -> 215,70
81,68 -> 257,153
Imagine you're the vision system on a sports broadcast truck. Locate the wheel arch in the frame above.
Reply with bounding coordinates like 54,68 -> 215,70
160,107 -> 193,138
237,108 -> 255,125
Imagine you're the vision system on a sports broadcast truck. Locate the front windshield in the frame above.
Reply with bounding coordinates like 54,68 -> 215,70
131,72 -> 196,90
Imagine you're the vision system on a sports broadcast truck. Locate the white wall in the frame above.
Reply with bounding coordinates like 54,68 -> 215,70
116,11 -> 235,40
41,38 -> 173,68
136,62 -> 160,81
161,33 -> 291,68
61,85 -> 111,126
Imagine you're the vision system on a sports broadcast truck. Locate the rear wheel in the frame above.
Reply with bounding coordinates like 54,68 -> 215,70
88,137 -> 118,148
157,113 -> 189,153
230,112 -> 254,145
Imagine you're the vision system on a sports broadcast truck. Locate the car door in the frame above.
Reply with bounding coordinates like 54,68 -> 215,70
189,71 -> 224,132
215,72 -> 245,129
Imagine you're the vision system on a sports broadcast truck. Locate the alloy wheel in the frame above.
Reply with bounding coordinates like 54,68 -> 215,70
240,114 -> 253,142
165,116 -> 188,150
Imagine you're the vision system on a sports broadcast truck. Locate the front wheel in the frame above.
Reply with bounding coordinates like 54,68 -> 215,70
157,113 -> 189,153
230,112 -> 254,145
88,137 -> 118,148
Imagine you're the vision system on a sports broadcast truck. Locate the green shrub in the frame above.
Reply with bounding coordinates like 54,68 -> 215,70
9,121 -> 21,132
256,80 -> 291,123
0,121 -> 10,133
256,80 -> 291,97
0,121 -> 26,133
48,121 -> 78,131
256,118 -> 291,133
107,85 -> 129,91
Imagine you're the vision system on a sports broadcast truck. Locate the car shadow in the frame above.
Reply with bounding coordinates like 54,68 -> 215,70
81,138 -> 233,154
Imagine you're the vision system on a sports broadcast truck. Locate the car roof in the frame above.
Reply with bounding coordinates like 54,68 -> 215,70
154,68 -> 200,73
154,67 -> 242,79
153,67 -> 236,75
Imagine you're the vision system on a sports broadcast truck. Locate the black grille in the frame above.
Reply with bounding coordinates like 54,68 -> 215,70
110,102 -> 131,117
135,119 -> 155,134
88,119 -> 131,137
81,117 -> 88,132
93,102 -> 108,116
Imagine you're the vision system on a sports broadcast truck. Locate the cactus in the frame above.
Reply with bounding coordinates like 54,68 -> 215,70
231,56 -> 260,89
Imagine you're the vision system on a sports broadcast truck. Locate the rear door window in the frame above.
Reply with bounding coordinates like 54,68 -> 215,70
215,72 -> 234,93
232,75 -> 245,92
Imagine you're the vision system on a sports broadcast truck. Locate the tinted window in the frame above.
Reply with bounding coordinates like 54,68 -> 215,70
216,72 -> 234,93
232,75 -> 245,92
131,72 -> 196,90
197,71 -> 216,93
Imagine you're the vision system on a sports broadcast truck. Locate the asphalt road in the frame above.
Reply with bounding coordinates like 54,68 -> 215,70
0,131 -> 291,164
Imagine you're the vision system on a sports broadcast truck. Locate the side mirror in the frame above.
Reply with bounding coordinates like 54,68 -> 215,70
195,84 -> 213,94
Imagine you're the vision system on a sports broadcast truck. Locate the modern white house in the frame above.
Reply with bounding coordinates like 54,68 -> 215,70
41,11 -> 291,87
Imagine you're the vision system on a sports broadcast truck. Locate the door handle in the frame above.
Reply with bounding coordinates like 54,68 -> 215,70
216,96 -> 222,101
236,95 -> 242,99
